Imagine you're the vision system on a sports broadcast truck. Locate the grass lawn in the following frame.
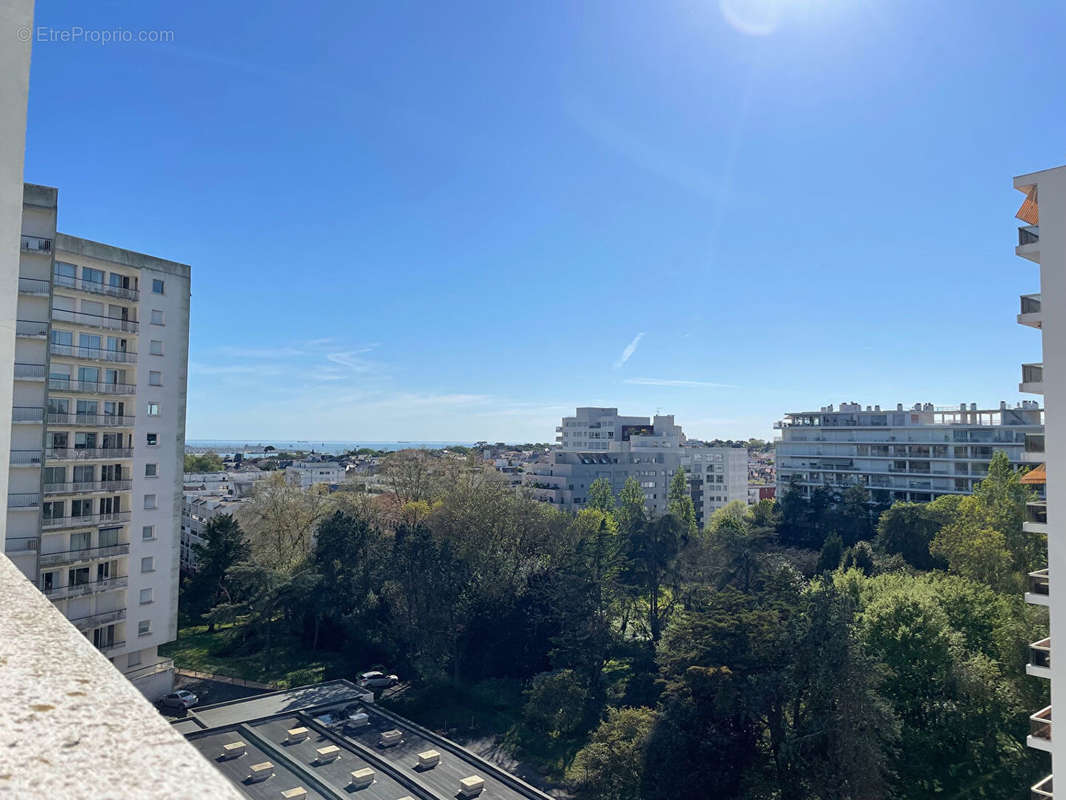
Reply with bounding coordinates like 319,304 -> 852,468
160,623 -> 352,688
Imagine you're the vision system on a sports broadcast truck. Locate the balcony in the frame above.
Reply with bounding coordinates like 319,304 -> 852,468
46,447 -> 133,461
44,575 -> 128,602
20,234 -> 52,253
47,377 -> 136,396
97,639 -> 127,655
50,342 -> 137,364
41,511 -> 131,531
68,608 -> 126,632
1027,569 -> 1050,606
14,362 -> 45,380
1029,705 -> 1052,752
18,275 -> 50,296
1025,433 -> 1046,463
9,449 -> 43,466
1020,293 -> 1043,329
1025,501 -> 1049,534
12,406 -> 43,423
47,412 -> 136,428
50,308 -> 138,333
44,480 -> 132,495
53,273 -> 139,301
38,542 -> 131,567
1032,776 -> 1053,800
7,492 -> 41,510
1028,637 -> 1051,679
1018,225 -> 1041,262
1022,363 -> 1045,395
14,318 -> 48,337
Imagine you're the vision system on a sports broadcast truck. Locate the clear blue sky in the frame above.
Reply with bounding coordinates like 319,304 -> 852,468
22,0 -> 1066,443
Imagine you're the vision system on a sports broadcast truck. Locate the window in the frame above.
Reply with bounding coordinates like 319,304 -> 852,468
150,309 -> 164,325
41,572 -> 55,592
145,463 -> 157,477
83,267 -> 105,285
99,527 -> 120,548
147,402 -> 160,416
54,261 -> 76,287
70,531 -> 91,551
143,494 -> 157,510
142,525 -> 155,541
138,620 -> 151,636
127,651 -> 142,668
149,371 -> 162,386
152,279 -> 164,294
146,433 -> 158,446
68,567 -> 90,587
149,339 -> 163,355
141,556 -> 155,573
139,588 -> 153,605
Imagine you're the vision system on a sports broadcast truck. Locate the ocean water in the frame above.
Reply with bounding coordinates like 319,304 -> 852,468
185,439 -> 476,455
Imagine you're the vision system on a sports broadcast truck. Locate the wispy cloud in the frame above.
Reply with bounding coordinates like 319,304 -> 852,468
614,332 -> 645,369
624,377 -> 739,389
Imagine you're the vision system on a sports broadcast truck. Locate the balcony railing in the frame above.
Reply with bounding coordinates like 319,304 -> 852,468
47,412 -> 136,427
15,318 -> 48,337
44,575 -> 128,601
1023,363 -> 1045,385
41,511 -> 131,531
1028,501 -> 1049,525
97,639 -> 127,654
44,480 -> 132,495
38,543 -> 130,567
53,273 -> 139,301
1022,294 -> 1043,315
50,308 -> 138,333
13,362 -> 45,380
46,448 -> 133,461
1030,637 -> 1051,670
69,608 -> 126,632
1032,775 -> 1053,800
7,493 -> 41,509
1031,706 -> 1052,742
49,342 -> 137,364
10,449 -> 43,466
46,377 -> 136,395
21,234 -> 52,253
1027,433 -> 1047,454
1029,569 -> 1051,597
12,406 -> 44,423
18,275 -> 50,295
1020,225 -> 1041,246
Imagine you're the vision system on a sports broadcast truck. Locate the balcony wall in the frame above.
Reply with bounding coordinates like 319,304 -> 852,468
0,553 -> 242,798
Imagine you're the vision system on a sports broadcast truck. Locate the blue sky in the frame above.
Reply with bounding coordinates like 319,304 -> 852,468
22,0 -> 1066,442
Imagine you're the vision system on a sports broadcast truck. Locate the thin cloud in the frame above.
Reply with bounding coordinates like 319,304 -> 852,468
624,377 -> 739,389
614,332 -> 645,369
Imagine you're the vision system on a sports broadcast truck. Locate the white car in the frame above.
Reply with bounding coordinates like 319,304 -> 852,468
160,689 -> 198,709
358,670 -> 399,689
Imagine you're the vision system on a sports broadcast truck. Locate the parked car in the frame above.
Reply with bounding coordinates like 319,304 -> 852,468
357,670 -> 399,689
160,689 -> 198,709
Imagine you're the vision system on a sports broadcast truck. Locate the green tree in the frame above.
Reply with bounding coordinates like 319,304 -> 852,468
874,500 -> 952,571
622,514 -> 683,642
617,477 -> 647,536
567,707 -> 656,800
667,467 -> 698,541
838,483 -> 874,546
184,452 -> 223,472
522,669 -> 589,739
816,532 -> 843,573
183,514 -> 250,629
586,478 -> 615,513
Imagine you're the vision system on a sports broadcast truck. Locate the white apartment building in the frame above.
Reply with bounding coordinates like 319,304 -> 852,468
284,460 -> 345,489
1013,166 -> 1064,800
528,408 -> 747,525
4,184 -> 190,700
774,400 -> 1042,506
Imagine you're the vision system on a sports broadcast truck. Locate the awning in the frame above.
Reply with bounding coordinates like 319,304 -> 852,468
1022,463 -> 1046,485
1017,186 -> 1039,225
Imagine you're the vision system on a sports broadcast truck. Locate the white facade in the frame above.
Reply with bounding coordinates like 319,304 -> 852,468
284,460 -> 344,489
3,185 -> 190,700
529,409 -> 747,525
774,400 -> 1042,505
1014,166 -> 1063,799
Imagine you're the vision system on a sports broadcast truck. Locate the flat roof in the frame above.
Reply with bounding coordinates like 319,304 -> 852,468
179,680 -> 552,800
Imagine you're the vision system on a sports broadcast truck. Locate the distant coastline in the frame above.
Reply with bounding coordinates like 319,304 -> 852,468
185,439 -> 477,455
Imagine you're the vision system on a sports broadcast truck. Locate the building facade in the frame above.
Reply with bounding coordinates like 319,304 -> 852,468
774,401 -> 1043,505
180,494 -> 245,572
4,184 -> 190,699
528,409 -> 747,525
284,460 -> 345,489
1014,167 -> 1062,800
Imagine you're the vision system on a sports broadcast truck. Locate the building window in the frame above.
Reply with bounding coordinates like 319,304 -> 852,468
139,588 -> 153,605
127,651 -> 142,668
149,371 -> 162,386
149,339 -> 163,356
138,620 -> 151,636
142,525 -> 155,541
150,309 -> 164,325
143,494 -> 157,510
84,267 -> 105,285
145,463 -> 157,477
141,556 -> 155,573
152,279 -> 165,294
146,433 -> 158,446
147,402 -> 160,416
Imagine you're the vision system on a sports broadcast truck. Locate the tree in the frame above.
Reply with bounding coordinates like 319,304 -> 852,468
184,452 -> 223,472
523,669 -> 589,739
816,532 -> 844,574
183,514 -> 250,628
621,514 -> 682,642
838,483 -> 874,546
874,500 -> 952,571
586,478 -> 615,513
567,707 -> 656,800
842,541 -> 875,575
238,473 -> 333,571
667,467 -> 698,541
616,477 -> 647,536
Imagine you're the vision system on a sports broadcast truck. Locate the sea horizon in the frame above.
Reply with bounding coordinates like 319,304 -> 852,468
185,439 -> 484,455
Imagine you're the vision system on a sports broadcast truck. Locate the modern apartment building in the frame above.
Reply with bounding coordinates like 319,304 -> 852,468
1014,166 -> 1064,800
528,408 -> 747,524
284,459 -> 345,489
5,183 -> 190,699
774,400 -> 1043,506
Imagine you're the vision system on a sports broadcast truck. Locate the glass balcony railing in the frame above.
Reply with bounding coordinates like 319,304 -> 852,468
49,342 -> 137,364
1029,569 -> 1050,597
18,275 -> 50,295
1023,363 -> 1045,385
46,377 -> 136,396
1030,706 -> 1052,742
50,308 -> 138,333
1030,637 -> 1051,670
1032,775 -> 1053,800
1027,501 -> 1048,526
1027,433 -> 1046,454
44,480 -> 132,495
1020,225 -> 1040,246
